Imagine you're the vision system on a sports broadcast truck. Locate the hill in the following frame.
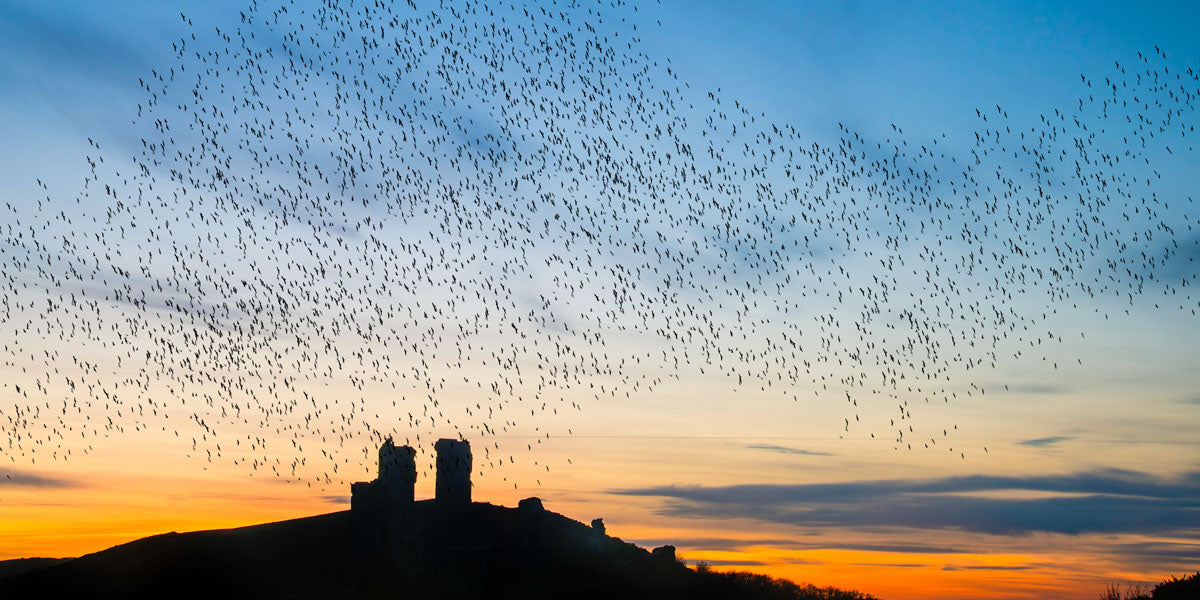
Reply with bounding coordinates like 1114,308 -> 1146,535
0,558 -> 71,580
0,498 -> 876,600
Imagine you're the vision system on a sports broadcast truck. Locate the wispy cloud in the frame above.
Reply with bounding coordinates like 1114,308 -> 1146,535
627,537 -> 799,552
745,444 -> 835,457
630,536 -> 973,556
1018,436 -> 1073,447
613,469 -> 1200,537
942,564 -> 1035,571
821,542 -> 973,555
1104,540 -> 1200,562
686,557 -> 822,567
0,470 -> 79,488
688,558 -> 772,566
1003,383 -> 1069,395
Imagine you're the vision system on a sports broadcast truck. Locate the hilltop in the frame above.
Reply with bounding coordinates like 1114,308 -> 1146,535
0,499 -> 875,600
0,437 -> 877,599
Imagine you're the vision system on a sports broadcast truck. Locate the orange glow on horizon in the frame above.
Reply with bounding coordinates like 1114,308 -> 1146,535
2,473 -> 1178,600
2,434 -> 1194,599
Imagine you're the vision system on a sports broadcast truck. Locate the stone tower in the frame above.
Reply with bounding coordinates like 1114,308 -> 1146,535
434,438 -> 472,504
377,437 -> 416,501
351,437 -> 416,513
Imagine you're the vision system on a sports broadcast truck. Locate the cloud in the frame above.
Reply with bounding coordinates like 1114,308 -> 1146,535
1003,383 -> 1069,395
1147,233 -> 1200,284
613,469 -> 1200,536
160,491 -> 349,507
627,537 -> 800,552
0,470 -> 79,488
1018,436 -> 1073,447
745,444 -> 835,457
687,557 -> 822,567
775,557 -> 824,565
821,542 -> 973,555
850,563 -> 926,568
942,564 -> 1034,571
629,536 -> 972,555
688,559 -> 772,567
1105,541 -> 1200,562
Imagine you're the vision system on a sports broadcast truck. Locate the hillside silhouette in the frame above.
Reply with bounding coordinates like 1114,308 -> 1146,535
0,500 -> 874,600
0,439 -> 876,600
0,558 -> 69,579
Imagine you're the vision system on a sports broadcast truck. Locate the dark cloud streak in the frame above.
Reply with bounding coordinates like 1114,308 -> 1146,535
942,564 -> 1034,571
744,444 -> 835,457
1018,436 -> 1073,447
630,536 -> 973,556
613,469 -> 1200,536
0,471 -> 79,488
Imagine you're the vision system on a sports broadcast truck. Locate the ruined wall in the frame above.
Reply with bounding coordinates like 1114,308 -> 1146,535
351,438 -> 416,517
377,438 -> 417,502
434,438 -> 472,504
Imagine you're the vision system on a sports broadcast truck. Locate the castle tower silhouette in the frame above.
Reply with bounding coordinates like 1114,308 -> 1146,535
377,437 -> 417,499
350,437 -> 471,512
434,438 -> 472,504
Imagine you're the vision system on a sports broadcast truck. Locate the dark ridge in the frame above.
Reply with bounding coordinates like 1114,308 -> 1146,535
0,558 -> 72,579
0,499 -> 875,600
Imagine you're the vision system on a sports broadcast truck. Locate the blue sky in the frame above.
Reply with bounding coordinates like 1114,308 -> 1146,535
1,1 -> 1199,598
647,1 -> 1200,137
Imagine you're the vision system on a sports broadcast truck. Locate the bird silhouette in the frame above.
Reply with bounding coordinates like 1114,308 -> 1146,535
0,4 -> 1196,491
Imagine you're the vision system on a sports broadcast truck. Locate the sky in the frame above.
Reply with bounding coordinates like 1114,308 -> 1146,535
1,1 -> 1199,599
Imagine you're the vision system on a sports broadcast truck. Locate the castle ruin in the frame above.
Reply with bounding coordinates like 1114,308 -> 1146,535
351,437 -> 472,512
350,437 -> 417,513
434,438 -> 472,504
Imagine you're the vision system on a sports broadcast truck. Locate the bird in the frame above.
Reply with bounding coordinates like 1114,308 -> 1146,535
0,2 -> 1195,494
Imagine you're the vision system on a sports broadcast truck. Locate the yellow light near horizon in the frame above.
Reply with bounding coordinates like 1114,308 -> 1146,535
2,423 -> 1191,600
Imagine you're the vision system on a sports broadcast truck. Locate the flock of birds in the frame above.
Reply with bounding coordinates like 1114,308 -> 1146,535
1,0 -> 1197,490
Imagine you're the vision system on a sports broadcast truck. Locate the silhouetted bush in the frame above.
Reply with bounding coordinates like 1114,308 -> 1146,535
688,564 -> 876,600
1100,571 -> 1200,600
1150,572 -> 1200,600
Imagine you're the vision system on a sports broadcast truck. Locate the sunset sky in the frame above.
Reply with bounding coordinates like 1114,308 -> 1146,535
2,2 -> 1199,599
